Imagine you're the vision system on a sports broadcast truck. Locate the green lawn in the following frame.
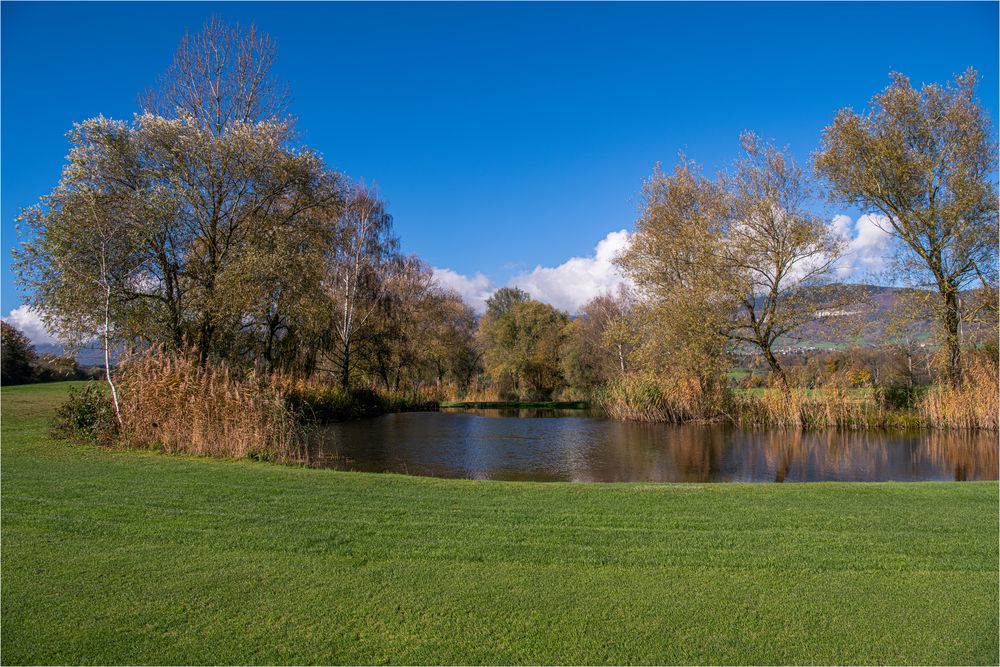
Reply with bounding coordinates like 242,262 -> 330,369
2,382 -> 997,665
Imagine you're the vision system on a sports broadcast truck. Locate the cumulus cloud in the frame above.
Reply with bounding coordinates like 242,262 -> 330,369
508,230 -> 631,312
3,305 -> 58,345
434,231 -> 632,314
431,267 -> 495,313
831,213 -> 894,280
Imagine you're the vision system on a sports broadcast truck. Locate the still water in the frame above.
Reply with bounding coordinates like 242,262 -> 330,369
310,408 -> 998,483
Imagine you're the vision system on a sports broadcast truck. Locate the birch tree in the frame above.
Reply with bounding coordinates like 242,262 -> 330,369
14,122 -> 149,424
324,184 -> 399,388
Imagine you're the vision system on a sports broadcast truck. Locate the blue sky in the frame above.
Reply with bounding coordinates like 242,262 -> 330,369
2,2 -> 998,334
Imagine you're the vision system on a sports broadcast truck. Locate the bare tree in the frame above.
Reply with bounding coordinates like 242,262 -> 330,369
141,16 -> 289,136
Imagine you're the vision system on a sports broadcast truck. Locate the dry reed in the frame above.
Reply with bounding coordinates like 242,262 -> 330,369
597,373 -> 728,423
117,349 -> 305,461
732,385 -> 894,429
918,356 -> 999,430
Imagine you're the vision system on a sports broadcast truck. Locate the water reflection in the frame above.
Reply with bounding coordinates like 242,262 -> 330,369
310,409 -> 998,483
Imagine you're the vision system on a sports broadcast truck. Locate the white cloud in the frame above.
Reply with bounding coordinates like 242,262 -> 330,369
508,230 -> 631,312
832,213 -> 893,280
3,305 -> 58,345
434,217 -> 892,316
432,230 -> 632,314
431,267 -> 495,313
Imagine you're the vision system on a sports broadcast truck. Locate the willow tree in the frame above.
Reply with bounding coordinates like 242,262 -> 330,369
815,70 -> 998,383
137,17 -> 342,363
617,159 -> 733,391
16,19 -> 344,373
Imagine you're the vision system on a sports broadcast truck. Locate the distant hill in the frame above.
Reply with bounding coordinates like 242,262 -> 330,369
776,284 -> 988,352
34,343 -> 108,367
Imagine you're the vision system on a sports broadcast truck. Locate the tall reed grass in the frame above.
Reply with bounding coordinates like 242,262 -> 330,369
117,350 -> 306,462
917,356 -> 998,430
596,373 -> 728,423
731,385 -> 904,430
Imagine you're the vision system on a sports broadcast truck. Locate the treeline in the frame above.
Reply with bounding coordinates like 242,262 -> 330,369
14,19 -> 479,411
0,321 -> 98,385
471,70 -> 999,428
11,18 -> 999,455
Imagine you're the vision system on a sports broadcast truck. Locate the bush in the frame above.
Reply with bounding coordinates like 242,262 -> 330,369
284,383 -> 437,422
882,384 -> 918,410
52,382 -> 119,445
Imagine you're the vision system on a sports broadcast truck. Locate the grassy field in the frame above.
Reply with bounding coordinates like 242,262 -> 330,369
2,382 -> 997,665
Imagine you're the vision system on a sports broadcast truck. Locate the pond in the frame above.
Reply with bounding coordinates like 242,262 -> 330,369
309,408 -> 998,483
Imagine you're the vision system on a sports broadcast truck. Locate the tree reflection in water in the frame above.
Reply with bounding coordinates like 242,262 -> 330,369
311,411 -> 998,483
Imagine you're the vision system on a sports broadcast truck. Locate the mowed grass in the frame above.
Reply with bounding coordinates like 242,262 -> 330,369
2,382 -> 997,665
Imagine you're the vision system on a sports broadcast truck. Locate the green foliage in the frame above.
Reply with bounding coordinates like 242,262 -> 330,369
0,321 -> 37,385
51,382 -> 118,444
484,286 -> 529,317
478,296 -> 569,401
284,385 -> 436,422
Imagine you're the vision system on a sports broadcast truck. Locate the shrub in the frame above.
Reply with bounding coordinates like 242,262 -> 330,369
283,383 -> 437,422
52,382 -> 119,445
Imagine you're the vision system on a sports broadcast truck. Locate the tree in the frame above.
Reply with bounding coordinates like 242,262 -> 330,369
815,70 -> 999,383
141,16 -> 289,137
620,140 -> 845,387
720,132 -> 845,386
360,258 -> 480,395
1,321 -> 36,385
138,17 -> 340,363
485,287 -> 530,318
478,294 -> 568,400
16,20 -> 342,373
15,119 -> 152,423
323,184 -> 399,388
561,287 -> 640,396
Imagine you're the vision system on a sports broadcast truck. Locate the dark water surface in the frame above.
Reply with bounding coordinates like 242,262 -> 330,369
310,408 -> 998,482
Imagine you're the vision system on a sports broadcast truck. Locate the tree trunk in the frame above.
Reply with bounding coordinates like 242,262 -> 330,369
941,286 -> 962,386
101,254 -> 123,428
763,346 -> 788,391
340,340 -> 351,389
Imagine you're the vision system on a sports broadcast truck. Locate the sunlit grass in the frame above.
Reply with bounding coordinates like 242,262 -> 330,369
2,382 -> 997,665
